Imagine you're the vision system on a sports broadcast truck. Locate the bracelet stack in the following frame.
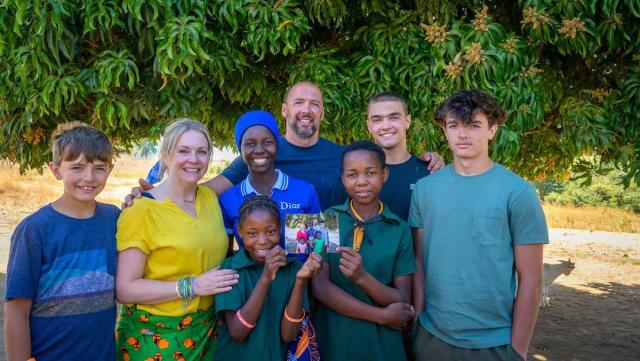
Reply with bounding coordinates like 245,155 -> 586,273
176,277 -> 196,310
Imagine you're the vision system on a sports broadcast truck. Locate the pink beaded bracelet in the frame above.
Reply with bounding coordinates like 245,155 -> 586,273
236,310 -> 256,329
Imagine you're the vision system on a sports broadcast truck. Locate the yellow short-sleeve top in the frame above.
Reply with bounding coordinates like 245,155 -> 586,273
116,185 -> 228,316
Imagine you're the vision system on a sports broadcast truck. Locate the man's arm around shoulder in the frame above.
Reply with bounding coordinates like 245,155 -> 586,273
202,175 -> 234,195
203,155 -> 248,195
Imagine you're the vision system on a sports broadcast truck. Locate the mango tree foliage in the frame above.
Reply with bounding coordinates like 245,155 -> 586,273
0,0 -> 639,185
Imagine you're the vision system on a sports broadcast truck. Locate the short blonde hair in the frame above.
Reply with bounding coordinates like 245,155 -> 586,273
50,122 -> 113,165
158,118 -> 212,179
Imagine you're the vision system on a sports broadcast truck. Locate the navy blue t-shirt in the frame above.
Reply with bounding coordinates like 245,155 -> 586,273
329,155 -> 430,220
5,203 -> 119,361
221,137 -> 344,210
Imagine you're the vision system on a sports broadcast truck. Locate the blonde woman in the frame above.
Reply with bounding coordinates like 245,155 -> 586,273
115,119 -> 239,361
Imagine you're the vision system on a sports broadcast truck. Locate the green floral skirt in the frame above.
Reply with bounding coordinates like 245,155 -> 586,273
116,305 -> 219,361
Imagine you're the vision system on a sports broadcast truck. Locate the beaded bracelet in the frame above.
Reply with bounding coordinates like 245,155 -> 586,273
176,277 -> 196,311
183,277 -> 193,299
236,310 -> 256,329
284,307 -> 305,323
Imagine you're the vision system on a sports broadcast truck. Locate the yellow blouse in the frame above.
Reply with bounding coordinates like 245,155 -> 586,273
117,185 -> 228,316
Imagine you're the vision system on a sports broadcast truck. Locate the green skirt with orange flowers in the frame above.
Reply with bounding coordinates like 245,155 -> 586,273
116,305 -> 219,361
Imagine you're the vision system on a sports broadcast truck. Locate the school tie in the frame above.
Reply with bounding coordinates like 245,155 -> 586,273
349,199 -> 384,251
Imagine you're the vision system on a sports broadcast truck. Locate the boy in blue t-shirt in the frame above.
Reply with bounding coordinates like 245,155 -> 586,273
4,122 -> 119,361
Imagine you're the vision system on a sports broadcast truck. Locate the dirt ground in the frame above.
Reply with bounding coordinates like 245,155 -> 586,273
529,229 -> 640,361
0,218 -> 639,360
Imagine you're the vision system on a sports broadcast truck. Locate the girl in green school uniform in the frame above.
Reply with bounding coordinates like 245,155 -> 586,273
214,196 -> 323,361
312,141 -> 417,361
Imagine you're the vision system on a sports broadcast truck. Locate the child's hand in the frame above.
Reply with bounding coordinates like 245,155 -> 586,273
194,267 -> 239,296
380,302 -> 415,330
262,246 -> 287,281
296,253 -> 323,280
337,247 -> 366,283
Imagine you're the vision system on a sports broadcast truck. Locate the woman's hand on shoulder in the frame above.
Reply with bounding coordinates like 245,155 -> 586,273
296,253 -> 323,280
194,267 -> 239,296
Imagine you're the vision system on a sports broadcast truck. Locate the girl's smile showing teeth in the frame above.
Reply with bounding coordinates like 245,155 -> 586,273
252,158 -> 269,166
239,209 -> 282,263
255,248 -> 271,257
240,125 -> 277,175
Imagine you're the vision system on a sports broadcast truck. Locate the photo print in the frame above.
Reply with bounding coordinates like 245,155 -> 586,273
284,213 -> 340,255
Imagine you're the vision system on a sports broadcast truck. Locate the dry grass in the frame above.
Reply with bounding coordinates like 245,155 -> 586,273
543,204 -> 640,234
0,156 -> 227,229
0,162 -> 61,228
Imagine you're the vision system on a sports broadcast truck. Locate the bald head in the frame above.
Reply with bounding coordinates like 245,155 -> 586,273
284,81 -> 323,103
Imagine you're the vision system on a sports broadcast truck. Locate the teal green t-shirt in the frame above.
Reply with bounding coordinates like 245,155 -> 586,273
408,164 -> 548,349
315,201 -> 415,361
312,237 -> 325,254
214,249 -> 308,361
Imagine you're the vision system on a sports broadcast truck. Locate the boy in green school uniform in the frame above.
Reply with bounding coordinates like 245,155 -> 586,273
312,141 -> 416,361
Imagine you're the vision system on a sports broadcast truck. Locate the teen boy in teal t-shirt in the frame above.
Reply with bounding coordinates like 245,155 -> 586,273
409,90 -> 548,361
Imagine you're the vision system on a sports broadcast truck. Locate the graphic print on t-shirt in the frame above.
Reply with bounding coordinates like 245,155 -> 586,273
33,249 -> 114,317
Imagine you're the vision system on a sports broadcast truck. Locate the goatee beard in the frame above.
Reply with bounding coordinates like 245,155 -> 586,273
291,123 -> 316,139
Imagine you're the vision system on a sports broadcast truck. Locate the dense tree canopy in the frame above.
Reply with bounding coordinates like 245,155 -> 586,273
1,0 -> 639,185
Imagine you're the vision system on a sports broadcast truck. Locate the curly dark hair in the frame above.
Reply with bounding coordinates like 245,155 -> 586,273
433,90 -> 506,127
238,195 -> 281,229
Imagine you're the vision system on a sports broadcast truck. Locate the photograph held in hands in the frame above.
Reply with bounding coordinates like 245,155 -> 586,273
284,213 -> 340,255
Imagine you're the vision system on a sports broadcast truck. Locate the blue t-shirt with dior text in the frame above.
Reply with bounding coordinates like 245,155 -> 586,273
221,137 -> 344,210
5,203 -> 119,361
219,169 -> 321,249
